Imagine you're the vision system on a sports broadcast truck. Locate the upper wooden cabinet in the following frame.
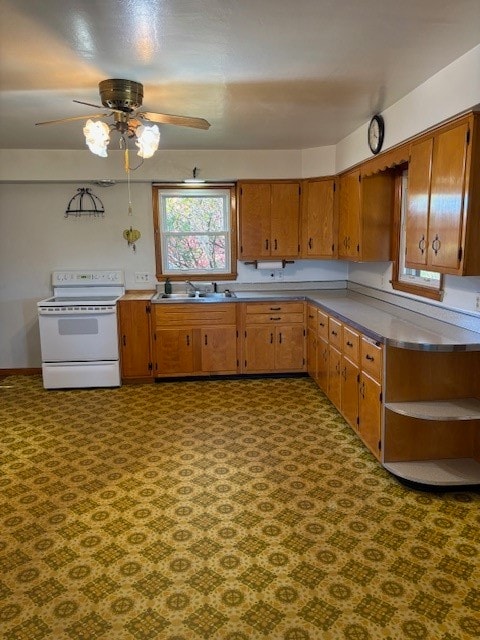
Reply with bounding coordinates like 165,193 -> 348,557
238,181 -> 301,260
405,113 -> 480,275
337,168 -> 394,261
301,177 -> 336,258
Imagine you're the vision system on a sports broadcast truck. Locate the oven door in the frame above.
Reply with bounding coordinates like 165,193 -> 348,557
38,307 -> 119,362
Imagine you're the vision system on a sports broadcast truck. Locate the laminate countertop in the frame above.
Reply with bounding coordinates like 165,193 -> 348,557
233,289 -> 480,351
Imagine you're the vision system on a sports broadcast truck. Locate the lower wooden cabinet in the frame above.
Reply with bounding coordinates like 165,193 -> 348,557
153,304 -> 238,377
241,302 -> 306,373
307,306 -> 383,460
118,299 -> 153,381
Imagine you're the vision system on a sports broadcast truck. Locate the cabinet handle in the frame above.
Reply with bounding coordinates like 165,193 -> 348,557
270,307 -> 281,311
204,334 -> 208,346
343,237 -> 347,248
186,335 -> 190,346
342,366 -> 347,380
265,239 -> 269,250
270,316 -> 281,321
365,354 -> 374,361
274,238 -> 278,250
331,330 -> 338,337
432,234 -> 441,255
319,322 -> 325,327
360,381 -> 365,398
418,234 -> 426,254
346,340 -> 353,347
279,332 -> 283,344
122,335 -> 127,346
270,333 -> 274,344
308,238 -> 313,249
308,314 -> 314,319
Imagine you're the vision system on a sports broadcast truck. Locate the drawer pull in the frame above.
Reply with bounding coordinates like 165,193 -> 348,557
331,330 -> 338,337
270,316 -> 281,321
319,322 -> 325,327
346,340 -> 353,347
365,354 -> 374,361
270,307 -> 281,311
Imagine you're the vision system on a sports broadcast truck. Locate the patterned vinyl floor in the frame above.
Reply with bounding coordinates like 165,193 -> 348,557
0,375 -> 479,640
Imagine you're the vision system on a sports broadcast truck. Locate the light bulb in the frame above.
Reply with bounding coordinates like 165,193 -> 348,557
135,124 -> 160,159
83,119 -> 110,157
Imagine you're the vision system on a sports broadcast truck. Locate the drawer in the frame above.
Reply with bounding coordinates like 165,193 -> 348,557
360,336 -> 383,381
155,303 -> 236,327
245,312 -> 304,324
317,310 -> 329,340
343,325 -> 360,364
307,305 -> 318,331
245,302 -> 304,315
328,317 -> 342,349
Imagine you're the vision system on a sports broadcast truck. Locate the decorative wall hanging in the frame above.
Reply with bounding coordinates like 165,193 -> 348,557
123,227 -> 141,252
65,188 -> 105,218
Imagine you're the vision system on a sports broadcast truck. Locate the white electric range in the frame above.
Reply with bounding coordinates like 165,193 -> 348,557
37,270 -> 125,389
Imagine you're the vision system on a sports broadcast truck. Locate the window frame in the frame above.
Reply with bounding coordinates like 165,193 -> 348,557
152,183 -> 237,281
391,168 -> 444,302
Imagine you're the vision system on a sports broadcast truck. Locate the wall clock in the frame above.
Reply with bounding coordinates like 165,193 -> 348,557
368,114 -> 385,155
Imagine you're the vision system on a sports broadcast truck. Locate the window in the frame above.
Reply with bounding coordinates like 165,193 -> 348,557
392,170 -> 444,301
153,184 -> 237,280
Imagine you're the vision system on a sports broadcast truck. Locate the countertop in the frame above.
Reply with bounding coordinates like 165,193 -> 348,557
123,289 -> 480,351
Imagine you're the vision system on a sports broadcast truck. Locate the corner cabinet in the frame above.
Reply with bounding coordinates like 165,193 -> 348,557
118,298 -> 153,381
238,181 -> 301,260
405,112 -> 480,275
337,168 -> 394,262
301,177 -> 337,258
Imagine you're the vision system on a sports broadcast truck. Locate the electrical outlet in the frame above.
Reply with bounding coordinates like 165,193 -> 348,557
275,269 -> 284,281
134,272 -> 149,283
476,294 -> 480,311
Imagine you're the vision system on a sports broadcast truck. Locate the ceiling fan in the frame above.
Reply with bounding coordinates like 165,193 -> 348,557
35,79 -> 210,160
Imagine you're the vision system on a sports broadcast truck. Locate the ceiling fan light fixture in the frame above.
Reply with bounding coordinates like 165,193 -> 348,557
135,123 -> 160,159
83,119 -> 110,157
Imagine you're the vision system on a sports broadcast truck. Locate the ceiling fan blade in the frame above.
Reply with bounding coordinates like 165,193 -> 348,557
73,99 -> 105,109
138,111 -> 210,130
35,113 -> 109,126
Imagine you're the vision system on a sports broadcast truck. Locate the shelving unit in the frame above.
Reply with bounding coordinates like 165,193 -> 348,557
383,346 -> 480,487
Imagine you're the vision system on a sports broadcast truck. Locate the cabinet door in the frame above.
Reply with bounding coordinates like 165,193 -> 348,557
341,356 -> 359,430
118,300 -> 152,378
307,329 -> 318,381
428,121 -> 469,272
317,337 -> 329,393
239,183 -> 271,259
328,345 -> 342,410
155,329 -> 194,375
201,326 -> 237,373
302,179 -> 335,257
275,325 -> 305,371
338,169 -> 360,259
359,372 -> 382,460
244,326 -> 276,372
405,137 -> 433,268
270,183 -> 300,257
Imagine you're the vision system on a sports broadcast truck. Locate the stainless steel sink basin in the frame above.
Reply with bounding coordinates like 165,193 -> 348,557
152,291 -> 236,302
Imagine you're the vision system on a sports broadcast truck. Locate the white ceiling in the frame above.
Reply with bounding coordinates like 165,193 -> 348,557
1,0 -> 479,151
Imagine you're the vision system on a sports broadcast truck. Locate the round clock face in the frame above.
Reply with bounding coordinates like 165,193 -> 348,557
368,115 -> 384,155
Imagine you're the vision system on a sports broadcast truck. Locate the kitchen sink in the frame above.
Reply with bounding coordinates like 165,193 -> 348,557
152,291 -> 236,302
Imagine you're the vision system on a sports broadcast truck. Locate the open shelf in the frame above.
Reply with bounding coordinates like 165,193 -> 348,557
384,458 -> 480,487
385,398 -> 480,421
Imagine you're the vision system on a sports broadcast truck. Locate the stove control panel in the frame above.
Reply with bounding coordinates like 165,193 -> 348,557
52,270 -> 124,286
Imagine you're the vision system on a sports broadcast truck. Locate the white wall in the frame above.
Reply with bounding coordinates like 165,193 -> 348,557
2,46 -> 480,368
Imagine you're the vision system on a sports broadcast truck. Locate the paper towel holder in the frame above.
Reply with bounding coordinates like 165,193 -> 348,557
244,260 -> 295,269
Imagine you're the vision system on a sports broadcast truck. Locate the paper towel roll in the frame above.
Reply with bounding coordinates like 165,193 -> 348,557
255,261 -> 284,270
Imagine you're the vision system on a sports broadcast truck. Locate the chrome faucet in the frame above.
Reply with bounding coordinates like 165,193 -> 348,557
185,280 -> 199,294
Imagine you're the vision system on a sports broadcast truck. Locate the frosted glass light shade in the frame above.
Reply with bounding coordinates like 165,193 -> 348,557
83,119 -> 110,157
135,124 -> 160,158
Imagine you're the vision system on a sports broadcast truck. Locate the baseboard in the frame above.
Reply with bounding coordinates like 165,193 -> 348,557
0,368 -> 42,376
